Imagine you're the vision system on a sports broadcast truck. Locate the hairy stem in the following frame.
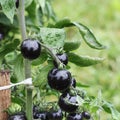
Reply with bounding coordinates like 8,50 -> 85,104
17,0 -> 32,120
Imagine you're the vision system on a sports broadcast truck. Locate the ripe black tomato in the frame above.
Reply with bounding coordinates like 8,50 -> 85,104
0,33 -> 3,40
46,109 -> 63,120
47,68 -> 72,92
15,0 -> 19,8
58,92 -> 79,113
67,113 -> 83,120
82,111 -> 91,119
71,78 -> 76,88
20,39 -> 41,60
53,53 -> 68,67
8,113 -> 27,120
33,112 -> 47,120
64,77 -> 76,93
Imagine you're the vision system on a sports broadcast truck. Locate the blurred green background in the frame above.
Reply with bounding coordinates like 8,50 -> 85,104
52,0 -> 120,111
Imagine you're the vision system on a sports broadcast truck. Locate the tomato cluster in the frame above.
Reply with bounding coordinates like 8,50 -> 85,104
20,39 -> 91,120
47,52 -> 91,120
8,112 -> 27,120
33,106 -> 63,120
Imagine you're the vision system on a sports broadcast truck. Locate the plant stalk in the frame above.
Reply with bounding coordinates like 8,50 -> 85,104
17,0 -> 32,120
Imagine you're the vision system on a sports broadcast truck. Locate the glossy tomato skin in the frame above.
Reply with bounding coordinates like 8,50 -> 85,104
53,53 -> 68,67
82,111 -> 91,119
47,68 -> 72,92
21,39 -> 41,60
8,113 -> 27,120
33,112 -> 47,120
67,113 -> 83,120
46,109 -> 63,120
71,78 -> 76,88
64,77 -> 76,93
58,92 -> 79,113
0,33 -> 3,40
15,0 -> 19,8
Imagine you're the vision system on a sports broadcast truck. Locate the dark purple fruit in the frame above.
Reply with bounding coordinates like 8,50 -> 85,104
0,33 -> 3,40
58,92 -> 79,113
15,0 -> 19,8
33,112 -> 47,120
71,77 -> 76,88
46,109 -> 63,120
47,68 -> 72,92
53,53 -> 68,67
8,113 -> 27,120
64,77 -> 76,93
82,111 -> 91,119
20,39 -> 41,60
67,113 -> 83,120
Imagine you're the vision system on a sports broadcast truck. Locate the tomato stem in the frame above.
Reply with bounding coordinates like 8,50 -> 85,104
40,43 -> 64,68
17,0 -> 33,120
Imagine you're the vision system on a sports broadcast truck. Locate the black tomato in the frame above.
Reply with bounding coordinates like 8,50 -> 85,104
71,78 -> 76,88
8,113 -> 27,120
64,77 -> 76,93
53,53 -> 68,67
82,111 -> 91,119
0,33 -> 3,40
33,112 -> 47,120
47,68 -> 72,92
58,92 -> 79,113
46,109 -> 63,120
67,113 -> 83,120
15,0 -> 19,8
33,105 -> 39,118
20,39 -> 41,60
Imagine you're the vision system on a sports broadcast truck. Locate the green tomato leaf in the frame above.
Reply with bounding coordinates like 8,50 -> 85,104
26,0 -> 38,25
40,27 -> 65,49
0,39 -> 20,66
13,54 -> 25,82
54,18 -> 73,28
25,0 -> 33,8
33,64 -> 53,87
45,1 -> 56,20
73,22 -> 106,50
68,52 -> 104,67
38,0 -> 46,13
64,40 -> 81,52
102,101 -> 120,120
0,0 -> 15,23
77,82 -> 89,88
31,51 -> 48,66
52,18 -> 106,50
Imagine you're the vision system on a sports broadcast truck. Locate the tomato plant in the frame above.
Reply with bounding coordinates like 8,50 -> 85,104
0,0 -> 120,120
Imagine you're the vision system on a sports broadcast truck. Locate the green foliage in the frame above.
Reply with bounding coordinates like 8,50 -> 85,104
64,40 -> 81,52
0,0 -> 15,23
68,52 -> 104,67
39,27 -> 65,49
13,54 -> 25,82
0,0 -> 120,120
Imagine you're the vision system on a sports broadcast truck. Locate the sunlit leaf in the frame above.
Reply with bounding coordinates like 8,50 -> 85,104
39,27 -> 65,49
64,40 -> 81,52
68,52 -> 104,67
14,54 -> 25,82
0,0 -> 15,23
102,101 -> 120,120
73,22 -> 106,50
33,64 -> 53,87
